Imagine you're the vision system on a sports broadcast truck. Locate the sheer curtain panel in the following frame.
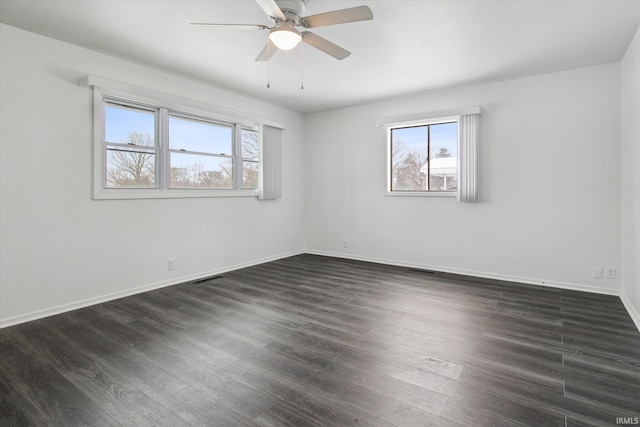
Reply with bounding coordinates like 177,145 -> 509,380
259,125 -> 282,200
457,113 -> 480,202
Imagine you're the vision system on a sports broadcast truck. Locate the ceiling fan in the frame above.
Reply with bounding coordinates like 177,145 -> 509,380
190,0 -> 373,61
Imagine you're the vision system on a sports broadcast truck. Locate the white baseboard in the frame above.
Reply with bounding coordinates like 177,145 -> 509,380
620,292 -> 640,333
0,249 -> 304,329
304,249 -> 622,296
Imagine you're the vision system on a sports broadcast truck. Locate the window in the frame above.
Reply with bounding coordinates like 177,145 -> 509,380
240,128 -> 259,189
168,115 -> 234,189
388,120 -> 458,194
85,76 -> 285,200
105,102 -> 158,188
94,92 -> 263,199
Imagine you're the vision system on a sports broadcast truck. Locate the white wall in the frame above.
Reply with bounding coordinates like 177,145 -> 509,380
304,64 -> 622,294
0,24 -> 305,326
621,26 -> 640,329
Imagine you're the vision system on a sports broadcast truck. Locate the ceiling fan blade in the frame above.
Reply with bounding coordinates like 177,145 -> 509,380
255,0 -> 286,20
190,23 -> 269,30
301,31 -> 350,60
301,5 -> 373,28
255,40 -> 279,61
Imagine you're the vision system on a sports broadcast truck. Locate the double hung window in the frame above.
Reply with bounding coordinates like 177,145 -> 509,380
167,115 -> 235,189
389,120 -> 458,194
105,102 -> 158,188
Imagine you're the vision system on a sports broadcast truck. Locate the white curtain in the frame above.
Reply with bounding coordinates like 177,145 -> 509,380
457,113 -> 480,202
259,125 -> 282,200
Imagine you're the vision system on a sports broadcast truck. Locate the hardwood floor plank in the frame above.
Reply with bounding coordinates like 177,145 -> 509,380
335,347 -> 459,397
302,369 -> 441,426
0,392 -> 49,427
564,365 -> 640,413
219,359 -> 303,401
190,375 -> 280,420
562,333 -> 640,359
265,340 -> 337,370
456,358 -> 565,404
471,336 -> 565,381
563,352 -> 640,380
355,336 -> 465,380
93,297 -> 169,325
161,386 -> 259,427
6,322 -> 191,425
236,346 -> 319,384
255,388 -> 395,427
441,383 -> 565,427
323,358 -> 449,416
361,328 -> 477,365
44,317 -> 192,403
128,318 -> 239,371
4,364 -> 120,426
552,394 -> 629,426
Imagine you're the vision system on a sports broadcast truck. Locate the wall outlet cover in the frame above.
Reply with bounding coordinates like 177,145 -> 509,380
604,266 -> 616,279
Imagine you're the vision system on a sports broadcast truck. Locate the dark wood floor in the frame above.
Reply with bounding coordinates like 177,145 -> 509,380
1,254 -> 639,426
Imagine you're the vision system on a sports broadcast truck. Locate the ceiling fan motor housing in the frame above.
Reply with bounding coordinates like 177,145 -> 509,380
274,0 -> 306,20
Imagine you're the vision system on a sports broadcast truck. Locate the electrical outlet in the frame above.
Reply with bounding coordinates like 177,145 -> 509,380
168,259 -> 175,270
604,266 -> 616,279
343,239 -> 348,248
592,267 -> 603,279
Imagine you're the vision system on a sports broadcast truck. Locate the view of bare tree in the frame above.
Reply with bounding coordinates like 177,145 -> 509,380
170,159 -> 234,188
107,129 -> 260,189
106,132 -> 155,188
242,129 -> 259,159
241,129 -> 259,188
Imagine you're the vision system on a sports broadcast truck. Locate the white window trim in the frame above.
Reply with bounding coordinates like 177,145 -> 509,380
376,106 -> 481,128
384,191 -> 457,198
82,75 -> 285,130
384,115 -> 461,197
82,76 -> 283,200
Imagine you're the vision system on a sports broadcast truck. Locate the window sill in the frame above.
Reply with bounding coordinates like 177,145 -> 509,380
384,191 -> 457,197
93,188 -> 259,200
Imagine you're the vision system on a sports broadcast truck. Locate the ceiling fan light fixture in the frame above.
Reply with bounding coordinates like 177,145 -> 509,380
269,25 -> 302,50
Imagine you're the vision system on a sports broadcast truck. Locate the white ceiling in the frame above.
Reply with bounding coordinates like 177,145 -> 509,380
1,0 -> 640,113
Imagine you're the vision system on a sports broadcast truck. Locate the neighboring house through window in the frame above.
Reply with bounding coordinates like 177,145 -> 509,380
389,120 -> 458,194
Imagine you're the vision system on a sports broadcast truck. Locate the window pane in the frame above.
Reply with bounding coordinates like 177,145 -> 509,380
169,116 -> 232,155
429,122 -> 458,191
106,148 -> 156,188
391,126 -> 428,191
241,128 -> 259,160
243,161 -> 258,189
105,104 -> 155,146
170,152 -> 233,189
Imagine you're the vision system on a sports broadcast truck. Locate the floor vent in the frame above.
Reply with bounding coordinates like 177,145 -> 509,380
408,268 -> 437,275
192,275 -> 223,284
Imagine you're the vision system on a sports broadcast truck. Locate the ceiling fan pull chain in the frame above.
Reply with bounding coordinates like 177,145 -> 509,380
300,39 -> 304,90
267,41 -> 271,88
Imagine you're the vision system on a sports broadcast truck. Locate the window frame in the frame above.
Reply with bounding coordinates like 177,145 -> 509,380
92,86 -> 262,200
239,127 -> 260,189
104,100 -> 160,189
385,116 -> 459,198
165,111 -> 237,190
